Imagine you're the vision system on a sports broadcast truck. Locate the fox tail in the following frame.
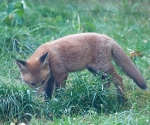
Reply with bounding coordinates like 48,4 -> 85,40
112,42 -> 147,89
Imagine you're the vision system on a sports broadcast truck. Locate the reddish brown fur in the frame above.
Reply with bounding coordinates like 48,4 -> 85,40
15,33 -> 147,102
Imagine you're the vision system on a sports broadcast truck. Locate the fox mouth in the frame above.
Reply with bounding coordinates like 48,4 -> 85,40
21,73 -> 50,91
21,78 -> 46,89
33,74 -> 50,89
34,79 -> 46,88
30,79 -> 46,89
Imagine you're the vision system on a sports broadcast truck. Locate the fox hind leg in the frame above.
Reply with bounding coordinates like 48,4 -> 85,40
87,64 -> 127,103
87,67 -> 111,89
104,65 -> 128,103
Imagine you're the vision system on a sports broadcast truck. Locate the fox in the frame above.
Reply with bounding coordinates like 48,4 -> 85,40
15,33 -> 147,102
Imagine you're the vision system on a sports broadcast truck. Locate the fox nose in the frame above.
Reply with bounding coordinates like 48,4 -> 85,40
31,83 -> 36,86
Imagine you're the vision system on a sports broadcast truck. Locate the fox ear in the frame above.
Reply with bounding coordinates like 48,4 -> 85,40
39,52 -> 49,68
15,60 -> 28,73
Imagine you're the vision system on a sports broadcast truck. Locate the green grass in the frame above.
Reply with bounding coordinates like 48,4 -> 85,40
0,0 -> 150,124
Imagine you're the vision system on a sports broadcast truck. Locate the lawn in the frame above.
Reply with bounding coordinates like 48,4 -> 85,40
0,0 -> 150,124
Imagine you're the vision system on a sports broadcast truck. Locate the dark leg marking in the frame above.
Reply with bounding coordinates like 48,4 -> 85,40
87,67 -> 97,75
45,76 -> 55,100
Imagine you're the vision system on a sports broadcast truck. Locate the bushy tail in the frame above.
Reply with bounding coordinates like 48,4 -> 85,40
112,42 -> 147,89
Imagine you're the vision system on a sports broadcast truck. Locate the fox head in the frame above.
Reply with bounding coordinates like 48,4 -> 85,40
15,52 -> 50,89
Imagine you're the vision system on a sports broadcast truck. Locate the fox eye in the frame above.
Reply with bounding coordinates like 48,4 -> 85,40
31,83 -> 36,86
41,80 -> 45,85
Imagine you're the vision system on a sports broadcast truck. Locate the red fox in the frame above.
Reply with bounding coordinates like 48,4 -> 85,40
15,33 -> 147,102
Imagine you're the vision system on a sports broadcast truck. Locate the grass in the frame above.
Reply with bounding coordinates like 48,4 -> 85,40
0,0 -> 150,124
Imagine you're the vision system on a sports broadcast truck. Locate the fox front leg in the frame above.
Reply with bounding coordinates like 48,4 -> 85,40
44,76 -> 55,100
54,73 -> 68,98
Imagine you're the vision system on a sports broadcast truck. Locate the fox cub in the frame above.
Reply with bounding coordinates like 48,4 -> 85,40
15,33 -> 147,102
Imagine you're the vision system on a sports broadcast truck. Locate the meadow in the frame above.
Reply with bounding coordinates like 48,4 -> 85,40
0,0 -> 150,124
